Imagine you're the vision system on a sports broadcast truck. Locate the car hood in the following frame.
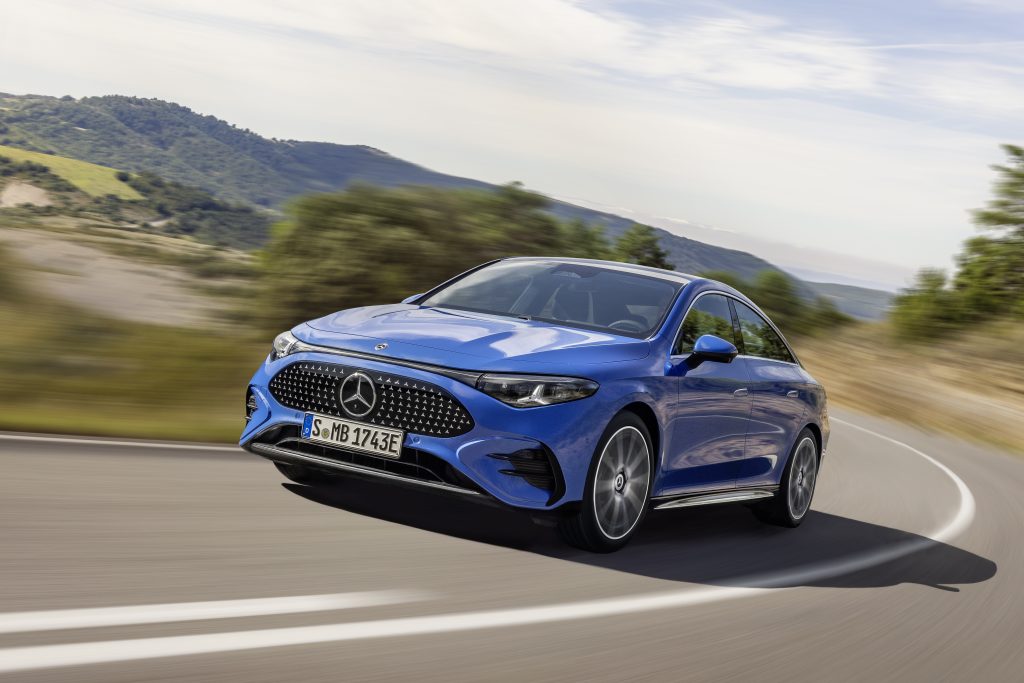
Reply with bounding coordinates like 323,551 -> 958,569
300,304 -> 650,370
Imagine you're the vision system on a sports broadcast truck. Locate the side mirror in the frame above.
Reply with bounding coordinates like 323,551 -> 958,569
401,293 -> 424,305
690,334 -> 738,365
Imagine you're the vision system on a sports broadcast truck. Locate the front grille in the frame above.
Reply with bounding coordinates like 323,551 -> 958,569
268,361 -> 474,437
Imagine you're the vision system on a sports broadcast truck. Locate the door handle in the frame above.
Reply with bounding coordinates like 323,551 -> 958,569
787,390 -> 799,398
733,388 -> 749,397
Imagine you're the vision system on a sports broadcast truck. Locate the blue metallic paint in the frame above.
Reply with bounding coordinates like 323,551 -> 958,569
240,260 -> 829,513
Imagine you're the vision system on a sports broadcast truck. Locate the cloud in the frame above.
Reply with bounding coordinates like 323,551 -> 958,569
0,0 -> 1013,273
122,0 -> 883,94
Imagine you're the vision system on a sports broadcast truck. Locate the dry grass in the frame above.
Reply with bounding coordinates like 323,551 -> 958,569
796,321 -> 1024,453
0,234 -> 264,442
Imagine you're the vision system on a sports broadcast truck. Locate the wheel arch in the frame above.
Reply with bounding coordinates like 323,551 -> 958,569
803,421 -> 823,460
619,401 -> 661,472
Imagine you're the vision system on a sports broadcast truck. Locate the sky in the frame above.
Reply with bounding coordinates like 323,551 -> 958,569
3,0 -> 1023,288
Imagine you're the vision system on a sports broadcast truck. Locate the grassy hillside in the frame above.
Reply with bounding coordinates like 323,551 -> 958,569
0,239 -> 262,441
0,151 -> 273,249
0,144 -> 140,199
0,93 -> 483,206
0,93 -> 792,282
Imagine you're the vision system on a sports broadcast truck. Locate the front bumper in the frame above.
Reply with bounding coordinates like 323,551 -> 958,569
240,351 -> 612,510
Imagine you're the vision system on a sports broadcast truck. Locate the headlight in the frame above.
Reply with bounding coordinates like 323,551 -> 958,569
475,374 -> 598,408
271,330 -> 307,360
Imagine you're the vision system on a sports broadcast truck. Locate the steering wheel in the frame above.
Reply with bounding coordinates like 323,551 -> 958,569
608,319 -> 646,333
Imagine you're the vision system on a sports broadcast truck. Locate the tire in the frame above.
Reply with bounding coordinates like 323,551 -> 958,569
274,461 -> 333,486
558,412 -> 654,553
751,428 -> 819,527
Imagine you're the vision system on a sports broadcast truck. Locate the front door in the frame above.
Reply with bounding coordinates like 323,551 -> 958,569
660,293 -> 752,496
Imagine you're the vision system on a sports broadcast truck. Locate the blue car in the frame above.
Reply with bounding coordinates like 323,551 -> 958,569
241,257 -> 828,552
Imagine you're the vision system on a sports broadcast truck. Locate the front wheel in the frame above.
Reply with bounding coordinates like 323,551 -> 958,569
558,412 -> 653,553
751,428 -> 819,527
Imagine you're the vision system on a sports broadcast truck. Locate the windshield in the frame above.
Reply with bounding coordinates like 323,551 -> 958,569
419,260 -> 683,338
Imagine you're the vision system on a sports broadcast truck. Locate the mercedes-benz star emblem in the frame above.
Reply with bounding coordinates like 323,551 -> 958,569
339,372 -> 376,418
375,342 -> 388,351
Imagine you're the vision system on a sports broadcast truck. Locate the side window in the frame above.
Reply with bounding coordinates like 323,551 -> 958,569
674,294 -> 736,355
733,301 -> 795,363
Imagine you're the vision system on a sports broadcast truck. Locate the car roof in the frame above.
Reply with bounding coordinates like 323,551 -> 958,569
501,256 -> 696,285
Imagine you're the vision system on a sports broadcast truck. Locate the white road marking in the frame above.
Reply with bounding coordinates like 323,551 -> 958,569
830,418 -> 976,545
0,591 -> 429,635
0,433 -> 238,452
0,418 -> 977,673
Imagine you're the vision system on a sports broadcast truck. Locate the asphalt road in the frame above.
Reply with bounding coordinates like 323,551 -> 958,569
0,409 -> 1020,682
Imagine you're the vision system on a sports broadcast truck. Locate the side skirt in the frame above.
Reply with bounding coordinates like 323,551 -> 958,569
651,486 -> 778,511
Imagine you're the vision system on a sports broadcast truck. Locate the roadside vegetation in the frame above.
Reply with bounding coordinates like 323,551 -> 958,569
796,145 -> 1024,452
797,320 -> 1024,453
0,241 -> 263,441
891,144 -> 1024,338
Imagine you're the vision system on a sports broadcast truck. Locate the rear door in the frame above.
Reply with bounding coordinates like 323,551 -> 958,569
661,293 -> 753,496
730,300 -> 807,488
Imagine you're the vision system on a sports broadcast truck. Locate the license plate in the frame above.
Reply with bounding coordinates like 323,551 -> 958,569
302,413 -> 403,458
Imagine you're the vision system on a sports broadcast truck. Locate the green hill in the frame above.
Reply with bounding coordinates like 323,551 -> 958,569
0,93 -> 482,206
0,92 -> 790,282
0,144 -> 140,199
0,150 -> 272,249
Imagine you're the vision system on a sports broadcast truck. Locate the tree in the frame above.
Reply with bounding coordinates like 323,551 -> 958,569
752,270 -> 801,330
953,235 -> 1024,318
561,219 -> 612,259
961,143 -> 1024,318
615,223 -> 673,270
891,143 -> 1024,339
973,144 -> 1024,240
891,269 -> 963,340
259,183 -> 586,328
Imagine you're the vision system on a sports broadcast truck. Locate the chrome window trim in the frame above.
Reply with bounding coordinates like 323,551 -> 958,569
670,289 -> 802,367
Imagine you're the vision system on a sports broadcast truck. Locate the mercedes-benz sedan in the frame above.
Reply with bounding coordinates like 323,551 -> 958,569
241,257 -> 828,552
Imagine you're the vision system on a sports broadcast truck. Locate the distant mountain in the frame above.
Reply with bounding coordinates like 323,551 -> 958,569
0,93 -> 494,206
0,93 -> 796,282
807,281 -> 894,321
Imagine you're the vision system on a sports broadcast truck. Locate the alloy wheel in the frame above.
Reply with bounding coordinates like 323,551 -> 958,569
787,437 -> 817,520
593,426 -> 651,540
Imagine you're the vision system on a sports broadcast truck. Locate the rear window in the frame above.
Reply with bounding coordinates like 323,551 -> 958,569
733,301 -> 795,363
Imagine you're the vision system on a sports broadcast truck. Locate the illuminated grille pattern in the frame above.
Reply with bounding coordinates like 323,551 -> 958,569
268,361 -> 474,437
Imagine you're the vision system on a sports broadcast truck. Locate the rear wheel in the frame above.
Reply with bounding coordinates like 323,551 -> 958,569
274,461 -> 333,486
751,428 -> 818,527
558,412 -> 653,553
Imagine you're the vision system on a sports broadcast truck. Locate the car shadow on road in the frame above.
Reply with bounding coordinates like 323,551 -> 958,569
284,480 -> 996,592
